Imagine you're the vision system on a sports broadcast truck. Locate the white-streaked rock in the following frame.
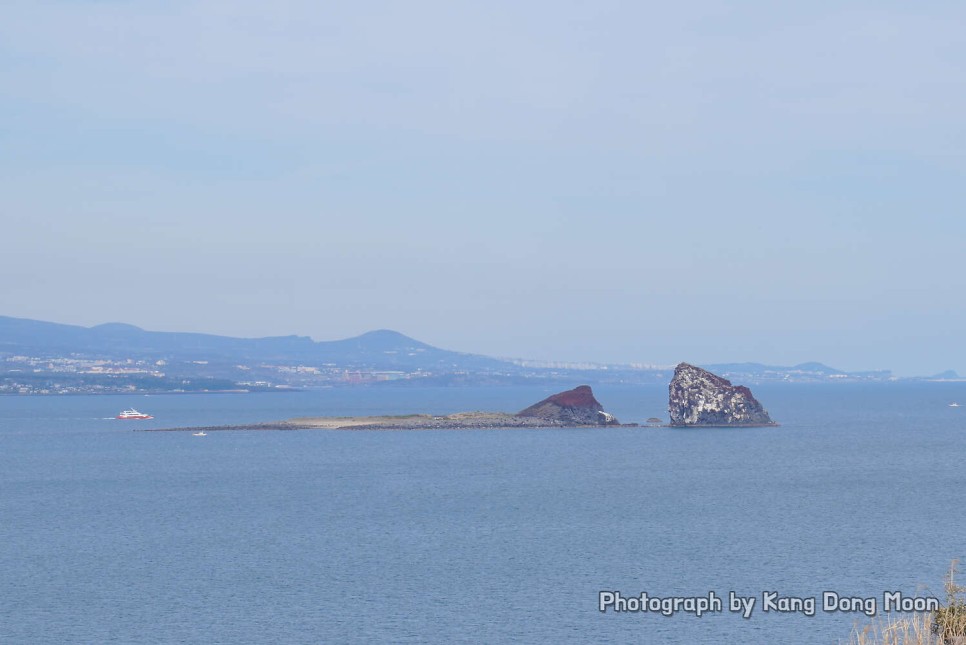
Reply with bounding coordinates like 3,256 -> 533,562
669,363 -> 775,426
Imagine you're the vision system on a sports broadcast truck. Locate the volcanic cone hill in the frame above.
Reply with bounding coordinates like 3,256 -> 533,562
668,363 -> 776,427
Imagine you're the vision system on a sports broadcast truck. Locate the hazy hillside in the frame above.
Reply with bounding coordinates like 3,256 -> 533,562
0,315 -> 898,394
0,316 -> 513,372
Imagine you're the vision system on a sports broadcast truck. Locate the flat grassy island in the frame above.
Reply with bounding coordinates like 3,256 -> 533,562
146,385 -> 637,432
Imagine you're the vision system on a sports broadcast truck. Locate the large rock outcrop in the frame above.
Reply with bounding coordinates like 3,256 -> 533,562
668,363 -> 776,426
517,385 -> 619,426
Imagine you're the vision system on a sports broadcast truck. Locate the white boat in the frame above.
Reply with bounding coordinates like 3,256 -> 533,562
950,403 -> 961,408
116,408 -> 153,420
193,431 -> 207,437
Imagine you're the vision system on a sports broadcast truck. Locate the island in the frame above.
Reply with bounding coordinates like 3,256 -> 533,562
668,362 -> 777,427
145,385 -> 635,432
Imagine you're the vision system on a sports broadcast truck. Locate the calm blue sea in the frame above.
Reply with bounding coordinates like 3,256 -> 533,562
1,383 -> 964,644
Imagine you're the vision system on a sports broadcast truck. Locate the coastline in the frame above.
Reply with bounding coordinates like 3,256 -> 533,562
139,416 -> 783,433
140,416 -> 780,433
669,422 -> 781,428
141,412 -> 642,432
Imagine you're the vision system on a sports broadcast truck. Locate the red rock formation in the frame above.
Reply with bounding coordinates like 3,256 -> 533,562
517,385 -> 619,426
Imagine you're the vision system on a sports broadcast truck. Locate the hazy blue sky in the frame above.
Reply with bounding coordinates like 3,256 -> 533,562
2,1 -> 965,375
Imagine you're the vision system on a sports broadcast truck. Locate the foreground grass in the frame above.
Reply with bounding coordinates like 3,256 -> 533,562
848,612 -> 942,645
846,561 -> 966,645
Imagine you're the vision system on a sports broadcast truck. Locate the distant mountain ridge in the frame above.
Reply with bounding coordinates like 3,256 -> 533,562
0,315 -> 511,372
0,315 -> 900,393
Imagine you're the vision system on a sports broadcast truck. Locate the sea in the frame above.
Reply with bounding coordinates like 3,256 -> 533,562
1,383 -> 964,644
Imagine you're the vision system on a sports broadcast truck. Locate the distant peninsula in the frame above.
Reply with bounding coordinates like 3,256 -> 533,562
147,385 -> 634,432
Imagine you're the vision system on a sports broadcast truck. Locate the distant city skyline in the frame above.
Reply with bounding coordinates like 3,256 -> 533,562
2,2 -> 965,376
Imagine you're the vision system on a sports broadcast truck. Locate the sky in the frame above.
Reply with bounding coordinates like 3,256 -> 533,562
2,1 -> 965,375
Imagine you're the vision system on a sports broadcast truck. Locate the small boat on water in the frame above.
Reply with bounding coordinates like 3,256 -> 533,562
116,408 -> 153,420
950,403 -> 961,408
193,431 -> 207,437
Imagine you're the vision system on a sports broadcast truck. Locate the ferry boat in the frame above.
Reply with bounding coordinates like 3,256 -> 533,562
116,409 -> 153,420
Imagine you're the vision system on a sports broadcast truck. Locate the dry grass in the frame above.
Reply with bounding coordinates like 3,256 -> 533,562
847,612 -> 942,645
934,560 -> 966,643
846,561 -> 966,645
